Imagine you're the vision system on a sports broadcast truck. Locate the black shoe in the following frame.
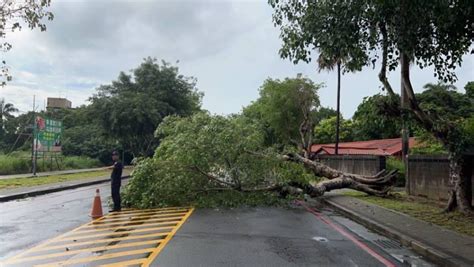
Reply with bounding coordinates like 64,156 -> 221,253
109,209 -> 121,213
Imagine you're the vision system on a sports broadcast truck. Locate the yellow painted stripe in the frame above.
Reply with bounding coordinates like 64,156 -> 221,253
100,212 -> 187,222
98,212 -> 188,223
4,207 -> 194,267
99,258 -> 147,267
142,208 -> 195,267
107,209 -> 189,218
82,216 -> 184,228
57,226 -> 174,241
34,248 -> 155,267
4,215 -> 107,262
32,232 -> 170,252
110,207 -> 190,215
7,240 -> 160,264
72,221 -> 180,234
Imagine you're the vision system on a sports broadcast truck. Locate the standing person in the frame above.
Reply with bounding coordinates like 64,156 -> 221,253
107,151 -> 123,212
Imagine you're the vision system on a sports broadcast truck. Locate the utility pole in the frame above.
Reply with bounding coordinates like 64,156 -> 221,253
335,61 -> 341,155
31,95 -> 37,176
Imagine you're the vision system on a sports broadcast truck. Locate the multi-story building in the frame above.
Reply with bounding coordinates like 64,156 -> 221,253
46,98 -> 72,109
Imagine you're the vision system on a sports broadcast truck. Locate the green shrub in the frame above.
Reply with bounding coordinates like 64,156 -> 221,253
386,157 -> 405,187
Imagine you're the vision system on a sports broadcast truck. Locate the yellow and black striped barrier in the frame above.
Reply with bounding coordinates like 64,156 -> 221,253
3,207 -> 194,267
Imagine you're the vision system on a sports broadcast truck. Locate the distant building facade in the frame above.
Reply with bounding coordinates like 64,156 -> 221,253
47,98 -> 72,109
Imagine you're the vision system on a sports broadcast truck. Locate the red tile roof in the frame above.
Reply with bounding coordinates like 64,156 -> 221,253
311,137 -> 417,156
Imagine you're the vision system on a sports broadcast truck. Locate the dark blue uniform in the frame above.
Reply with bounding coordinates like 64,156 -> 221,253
111,161 -> 123,211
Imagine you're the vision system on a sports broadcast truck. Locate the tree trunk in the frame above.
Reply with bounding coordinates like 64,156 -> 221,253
399,52 -> 473,214
445,154 -> 473,214
335,61 -> 341,155
282,153 -> 396,197
195,152 -> 397,199
400,53 -> 410,194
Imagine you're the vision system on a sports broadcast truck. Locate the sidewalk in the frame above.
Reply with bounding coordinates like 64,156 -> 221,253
0,174 -> 130,202
322,194 -> 474,267
0,167 -> 104,180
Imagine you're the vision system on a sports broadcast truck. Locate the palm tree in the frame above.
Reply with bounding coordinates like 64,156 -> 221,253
0,98 -> 18,135
317,54 -> 344,155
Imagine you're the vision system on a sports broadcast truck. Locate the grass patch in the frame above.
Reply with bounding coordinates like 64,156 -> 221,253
0,170 -> 111,190
343,190 -> 474,237
0,152 -> 102,175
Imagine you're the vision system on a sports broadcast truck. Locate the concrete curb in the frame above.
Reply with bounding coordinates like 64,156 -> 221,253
322,197 -> 471,267
0,175 -> 130,202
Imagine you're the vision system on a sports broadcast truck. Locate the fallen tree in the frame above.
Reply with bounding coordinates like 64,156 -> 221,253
122,112 -> 396,208
282,153 -> 396,197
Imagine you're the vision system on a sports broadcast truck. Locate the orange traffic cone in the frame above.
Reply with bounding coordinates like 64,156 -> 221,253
90,189 -> 103,220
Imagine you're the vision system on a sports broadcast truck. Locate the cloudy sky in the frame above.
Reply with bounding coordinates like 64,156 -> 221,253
2,0 -> 473,118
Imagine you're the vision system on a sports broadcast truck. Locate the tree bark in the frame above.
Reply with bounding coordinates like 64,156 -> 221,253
400,53 -> 410,194
282,153 -> 396,197
399,52 -> 473,215
445,154 -> 473,214
192,152 -> 397,199
378,23 -> 396,98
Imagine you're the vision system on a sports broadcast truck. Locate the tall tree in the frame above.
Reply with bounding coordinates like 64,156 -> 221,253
0,0 -> 54,85
317,55 -> 345,154
0,98 -> 17,140
271,0 -> 368,154
89,58 -> 202,157
270,0 -> 474,213
243,75 -> 321,156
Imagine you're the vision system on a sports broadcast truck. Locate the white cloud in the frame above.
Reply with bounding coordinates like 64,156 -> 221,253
1,0 -> 472,118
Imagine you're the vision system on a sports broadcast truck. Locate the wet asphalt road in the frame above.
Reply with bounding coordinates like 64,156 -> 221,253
154,206 -> 432,267
0,182 -> 115,261
1,183 -> 433,266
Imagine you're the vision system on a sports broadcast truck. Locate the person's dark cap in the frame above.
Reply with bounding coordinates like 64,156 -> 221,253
112,151 -> 119,156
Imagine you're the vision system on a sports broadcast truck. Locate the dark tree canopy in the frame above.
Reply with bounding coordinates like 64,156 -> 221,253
89,58 -> 202,157
270,0 -> 473,84
314,106 -> 338,125
352,94 -> 402,141
0,98 -> 18,149
417,83 -> 474,122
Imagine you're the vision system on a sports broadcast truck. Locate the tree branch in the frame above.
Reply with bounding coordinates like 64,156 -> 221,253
190,165 -> 237,188
378,23 -> 396,98
400,53 -> 451,143
283,152 -> 342,178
